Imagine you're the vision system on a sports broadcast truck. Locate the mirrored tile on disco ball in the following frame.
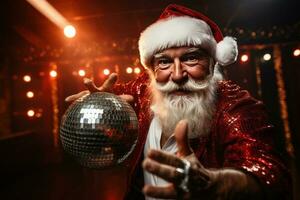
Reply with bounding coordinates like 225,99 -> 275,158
60,92 -> 138,169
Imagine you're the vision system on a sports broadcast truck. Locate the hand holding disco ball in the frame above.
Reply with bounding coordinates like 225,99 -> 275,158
61,74 -> 138,169
64,74 -> 134,103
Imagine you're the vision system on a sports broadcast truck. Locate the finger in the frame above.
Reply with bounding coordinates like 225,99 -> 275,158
119,94 -> 134,103
143,184 -> 177,199
174,120 -> 193,157
65,90 -> 90,102
143,158 -> 183,183
99,73 -> 118,91
84,78 -> 100,93
147,149 -> 184,168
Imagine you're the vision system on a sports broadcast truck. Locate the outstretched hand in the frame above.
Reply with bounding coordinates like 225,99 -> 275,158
142,120 -> 263,199
142,120 -> 213,199
64,73 -> 134,103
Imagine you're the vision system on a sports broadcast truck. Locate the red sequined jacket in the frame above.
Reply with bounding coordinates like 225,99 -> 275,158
113,72 -> 291,199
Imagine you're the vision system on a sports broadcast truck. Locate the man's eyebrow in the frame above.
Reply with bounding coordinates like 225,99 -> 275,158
184,47 -> 208,55
153,47 -> 207,59
185,47 -> 201,53
153,53 -> 169,59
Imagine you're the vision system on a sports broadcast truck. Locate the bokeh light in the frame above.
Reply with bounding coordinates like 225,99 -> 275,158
64,25 -> 76,38
27,109 -> 35,117
126,67 -> 133,74
78,69 -> 86,77
263,53 -> 271,61
134,67 -> 141,74
241,54 -> 249,63
293,49 -> 300,57
50,70 -> 57,78
23,75 -> 31,82
26,91 -> 34,98
103,69 -> 110,76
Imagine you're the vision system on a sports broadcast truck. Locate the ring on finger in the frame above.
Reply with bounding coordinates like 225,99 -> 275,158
175,159 -> 191,193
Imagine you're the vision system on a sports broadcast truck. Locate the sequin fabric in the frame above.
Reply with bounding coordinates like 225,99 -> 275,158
113,73 -> 291,199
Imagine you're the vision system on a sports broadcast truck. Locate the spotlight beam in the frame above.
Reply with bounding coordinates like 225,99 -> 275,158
26,0 -> 69,29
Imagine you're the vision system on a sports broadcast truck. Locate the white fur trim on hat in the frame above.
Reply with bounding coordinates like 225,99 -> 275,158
215,36 -> 238,66
139,16 -> 216,68
138,16 -> 238,68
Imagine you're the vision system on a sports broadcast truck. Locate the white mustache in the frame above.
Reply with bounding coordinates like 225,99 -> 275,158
154,77 -> 211,93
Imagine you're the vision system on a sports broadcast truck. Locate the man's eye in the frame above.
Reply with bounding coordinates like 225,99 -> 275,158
183,55 -> 199,62
181,55 -> 199,64
158,59 -> 171,65
157,59 -> 172,69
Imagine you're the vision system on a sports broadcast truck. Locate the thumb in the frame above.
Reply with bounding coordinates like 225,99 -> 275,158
174,119 -> 193,157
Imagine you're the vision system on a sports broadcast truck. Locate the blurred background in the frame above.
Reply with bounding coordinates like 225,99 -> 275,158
0,0 -> 299,199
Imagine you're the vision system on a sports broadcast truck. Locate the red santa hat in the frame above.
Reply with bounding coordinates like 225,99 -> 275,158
138,4 -> 238,69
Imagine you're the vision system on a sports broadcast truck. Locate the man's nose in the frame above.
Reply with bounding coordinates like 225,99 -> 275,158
171,59 -> 188,84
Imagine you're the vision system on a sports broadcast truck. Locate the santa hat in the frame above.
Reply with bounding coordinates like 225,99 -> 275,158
138,4 -> 238,69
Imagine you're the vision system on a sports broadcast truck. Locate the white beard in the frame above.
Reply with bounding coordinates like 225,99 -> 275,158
150,65 -> 223,139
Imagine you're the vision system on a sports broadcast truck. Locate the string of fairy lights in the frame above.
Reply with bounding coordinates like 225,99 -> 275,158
273,45 -> 294,156
50,63 -> 59,148
223,22 -> 300,43
21,57 -> 143,119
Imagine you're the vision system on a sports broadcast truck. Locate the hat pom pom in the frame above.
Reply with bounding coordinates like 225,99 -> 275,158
215,36 -> 238,66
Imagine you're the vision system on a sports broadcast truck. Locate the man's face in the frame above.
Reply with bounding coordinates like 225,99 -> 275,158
152,46 -> 212,95
150,46 -> 217,138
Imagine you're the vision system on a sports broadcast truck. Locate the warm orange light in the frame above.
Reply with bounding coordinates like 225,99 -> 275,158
50,70 -> 57,78
293,49 -> 300,57
126,67 -> 133,74
134,67 -> 141,74
241,54 -> 249,62
27,109 -> 35,117
64,25 -> 76,38
26,91 -> 34,98
103,69 -> 110,76
23,75 -> 31,82
78,69 -> 86,77
263,53 -> 271,61
35,112 -> 42,118
26,0 -> 69,29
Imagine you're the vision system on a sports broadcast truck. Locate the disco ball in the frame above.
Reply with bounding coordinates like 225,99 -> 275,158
60,92 -> 138,169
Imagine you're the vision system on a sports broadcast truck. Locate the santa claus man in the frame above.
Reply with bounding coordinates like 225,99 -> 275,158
66,4 -> 291,200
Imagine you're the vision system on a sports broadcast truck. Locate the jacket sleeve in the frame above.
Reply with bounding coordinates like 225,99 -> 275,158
218,85 -> 292,199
